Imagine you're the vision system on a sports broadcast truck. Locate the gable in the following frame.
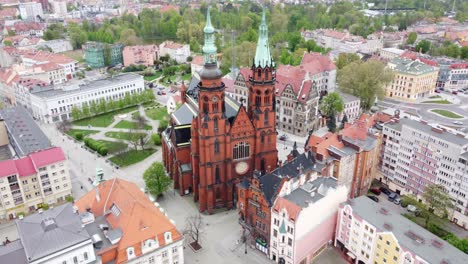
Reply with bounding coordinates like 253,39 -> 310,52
280,84 -> 297,99
229,106 -> 255,138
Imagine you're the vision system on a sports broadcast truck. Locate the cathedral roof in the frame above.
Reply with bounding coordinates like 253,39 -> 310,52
254,9 -> 273,68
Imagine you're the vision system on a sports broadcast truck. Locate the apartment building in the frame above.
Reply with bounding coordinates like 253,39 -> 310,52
18,49 -> 78,80
37,39 -> 73,53
0,203 -> 97,264
0,147 -> 72,220
337,92 -> 360,123
122,45 -> 158,67
19,2 -> 44,21
159,41 -> 190,64
28,73 -> 144,123
269,177 -> 348,264
75,178 -> 184,264
386,57 -> 438,102
379,118 -> 468,228
335,196 -> 468,264
83,42 -> 124,68
4,22 -> 45,37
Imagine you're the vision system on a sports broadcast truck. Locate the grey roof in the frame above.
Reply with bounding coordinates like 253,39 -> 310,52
82,216 -> 115,252
337,92 -> 360,103
327,145 -> 356,158
0,240 -> 27,264
0,106 -> 51,157
349,196 -> 468,264
0,145 -> 12,161
284,177 -> 337,208
390,57 -> 437,75
172,103 -> 196,125
343,133 -> 377,152
30,73 -> 142,98
16,203 -> 91,262
385,118 -> 468,146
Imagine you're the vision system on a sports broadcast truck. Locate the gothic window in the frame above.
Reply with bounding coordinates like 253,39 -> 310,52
203,96 -> 209,113
212,102 -> 218,112
214,139 -> 220,154
261,132 -> 265,144
257,69 -> 261,78
215,165 -> 220,184
214,117 -> 218,130
233,142 -> 250,160
265,69 -> 269,79
264,109 -> 269,125
256,96 -> 261,107
260,159 -> 266,172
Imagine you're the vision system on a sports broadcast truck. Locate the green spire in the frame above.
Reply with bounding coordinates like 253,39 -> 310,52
254,8 -> 273,68
202,6 -> 217,65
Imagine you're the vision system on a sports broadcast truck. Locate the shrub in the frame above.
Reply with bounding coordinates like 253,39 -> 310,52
65,195 -> 74,202
17,212 -> 25,218
42,204 -> 50,210
84,138 -> 108,156
427,222 -> 451,238
75,132 -> 83,141
158,119 -> 169,133
152,133 -> 161,145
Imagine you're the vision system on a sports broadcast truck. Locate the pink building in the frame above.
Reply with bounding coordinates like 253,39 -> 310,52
122,45 -> 159,67
269,177 -> 348,264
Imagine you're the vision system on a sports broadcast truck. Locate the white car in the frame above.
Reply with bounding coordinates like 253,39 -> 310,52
407,204 -> 419,213
453,121 -> 464,125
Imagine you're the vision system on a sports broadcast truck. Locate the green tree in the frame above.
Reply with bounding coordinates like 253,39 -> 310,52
82,103 -> 90,118
327,115 -> 337,133
123,92 -> 132,106
334,53 -> 360,70
340,114 -> 348,129
422,184 -> 453,218
107,98 -> 116,111
143,162 -> 172,198
89,100 -> 99,115
461,46 -> 468,60
338,60 -> 394,111
119,28 -> 141,46
70,106 -> 82,120
3,40 -> 12,46
406,32 -> 417,45
415,40 -> 431,54
319,92 -> 344,117
98,98 -> 107,113
152,133 -> 161,146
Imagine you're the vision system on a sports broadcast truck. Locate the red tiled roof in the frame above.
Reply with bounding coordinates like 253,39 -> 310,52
191,55 -> 204,66
10,22 -> 44,32
450,63 -> 468,69
273,197 -> 302,221
222,77 -> 235,92
305,133 -> 343,159
0,160 -> 18,178
15,157 -> 36,177
30,147 -> 66,168
161,41 -> 185,50
159,5 -> 179,13
18,50 -> 76,64
0,7 -> 17,18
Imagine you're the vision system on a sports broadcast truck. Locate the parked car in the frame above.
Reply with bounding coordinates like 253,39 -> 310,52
435,89 -> 441,93
388,192 -> 398,201
453,121 -> 464,125
370,188 -> 381,195
393,197 -> 401,205
407,204 -> 421,215
379,187 -> 391,196
452,91 -> 458,95
279,135 -> 288,141
367,195 -> 379,202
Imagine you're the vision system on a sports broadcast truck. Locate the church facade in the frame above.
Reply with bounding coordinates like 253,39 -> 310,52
162,9 -> 278,214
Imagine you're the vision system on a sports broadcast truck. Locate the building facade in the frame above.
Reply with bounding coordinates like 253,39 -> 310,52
159,41 -> 190,64
37,39 -> 73,53
122,45 -> 159,67
0,147 -> 72,220
338,92 -> 360,123
270,177 -> 348,264
162,9 -> 278,213
386,57 -> 438,102
84,42 -> 124,68
379,118 -> 468,228
19,2 -> 44,21
335,196 -> 468,264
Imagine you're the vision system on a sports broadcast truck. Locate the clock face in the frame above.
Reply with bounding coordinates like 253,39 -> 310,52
235,161 -> 249,175
212,96 -> 218,102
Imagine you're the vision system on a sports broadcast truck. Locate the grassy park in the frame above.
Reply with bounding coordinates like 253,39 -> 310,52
109,149 -> 156,167
114,120 -> 152,130
66,129 -> 99,140
72,106 -> 139,127
430,109 -> 464,119
104,131 -> 147,140
421,100 -> 451,104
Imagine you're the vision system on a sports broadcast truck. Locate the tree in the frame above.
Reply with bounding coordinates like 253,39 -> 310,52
415,40 -> 431,54
82,103 -> 90,118
152,133 -> 161,146
406,32 -> 417,45
334,53 -> 360,70
3,40 -> 12,46
422,184 -> 453,218
143,162 -> 172,198
143,67 -> 156,76
327,115 -> 337,133
338,60 -> 394,111
89,100 -> 99,116
119,28 -> 141,45
319,92 -> 344,117
183,213 -> 205,250
461,46 -> 468,60
98,98 -> 107,113
123,92 -> 132,106
340,114 -> 348,129
70,106 -> 82,120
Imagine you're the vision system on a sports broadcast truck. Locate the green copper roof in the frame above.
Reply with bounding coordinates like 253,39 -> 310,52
254,8 -> 273,68
279,219 -> 287,234
202,7 -> 217,64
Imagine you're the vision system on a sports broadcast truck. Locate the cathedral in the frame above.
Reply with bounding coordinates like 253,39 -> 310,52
161,9 -> 278,213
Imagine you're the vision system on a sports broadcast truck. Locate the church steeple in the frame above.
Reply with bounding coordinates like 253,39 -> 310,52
202,6 -> 217,65
254,8 -> 273,68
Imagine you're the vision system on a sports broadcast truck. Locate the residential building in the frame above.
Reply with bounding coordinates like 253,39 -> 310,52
0,203 -> 96,264
122,45 -> 158,67
4,22 -> 45,37
379,118 -> 468,228
270,177 -> 348,264
162,10 -> 278,213
0,106 -> 51,158
51,0 -> 68,17
386,57 -> 438,102
166,92 -> 182,114
18,49 -> 78,80
379,48 -> 405,61
19,2 -> 44,22
190,55 -> 204,77
159,41 -> 190,64
0,46 -> 21,68
0,147 -> 72,220
28,73 -> 144,123
0,7 -> 19,20
382,31 -> 407,48
444,63 -> 468,91
14,61 -> 67,85
337,92 -> 360,123
83,42 -> 124,69
237,151 -> 321,256
12,77 -> 49,110
75,178 -> 184,264
2,36 -> 45,49
306,114 -> 382,198
37,39 -> 73,53
335,196 -> 468,264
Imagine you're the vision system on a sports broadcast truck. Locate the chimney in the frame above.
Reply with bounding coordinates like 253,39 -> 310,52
95,187 -> 100,202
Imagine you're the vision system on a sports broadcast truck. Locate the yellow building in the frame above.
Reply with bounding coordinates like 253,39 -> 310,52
373,233 -> 401,264
386,57 -> 438,102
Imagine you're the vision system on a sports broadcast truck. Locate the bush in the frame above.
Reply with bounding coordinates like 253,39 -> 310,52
42,204 -> 50,210
84,138 -> 108,156
158,119 -> 169,133
152,133 -> 161,145
427,222 -> 451,238
65,195 -> 74,202
75,132 -> 83,141
17,212 -> 25,218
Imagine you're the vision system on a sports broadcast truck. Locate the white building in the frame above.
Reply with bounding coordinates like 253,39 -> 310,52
37,39 -> 73,53
19,50 -> 78,80
270,177 -> 348,264
51,0 -> 68,17
19,2 -> 44,22
29,73 -> 145,123
338,92 -> 361,123
0,203 -> 97,264
159,41 -> 191,64
380,118 -> 468,228
380,48 -> 405,61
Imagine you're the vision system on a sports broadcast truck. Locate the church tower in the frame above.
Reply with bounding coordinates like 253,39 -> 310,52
247,9 -> 278,174
192,7 -> 229,213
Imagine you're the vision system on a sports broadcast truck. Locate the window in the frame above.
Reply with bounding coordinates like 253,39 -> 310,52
233,142 -> 250,160
110,203 -> 121,217
214,139 -> 220,154
162,250 -> 168,258
213,118 -> 218,130
288,238 -> 292,246
273,229 -> 278,237
149,256 -> 155,264
73,256 -> 78,264
172,246 -> 178,253
215,166 -> 220,184
84,252 -> 88,260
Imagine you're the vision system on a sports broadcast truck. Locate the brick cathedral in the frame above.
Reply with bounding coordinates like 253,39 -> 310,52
162,9 -> 278,213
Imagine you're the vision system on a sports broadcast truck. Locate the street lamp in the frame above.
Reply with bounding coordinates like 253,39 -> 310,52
243,227 -> 251,254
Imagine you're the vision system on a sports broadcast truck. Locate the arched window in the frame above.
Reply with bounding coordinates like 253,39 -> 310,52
265,69 -> 269,79
255,96 -> 261,107
215,165 -> 220,184
264,109 -> 269,125
212,102 -> 218,112
257,69 -> 262,78
233,142 -> 250,160
214,139 -> 220,154
261,132 -> 265,144
203,96 -> 209,113
213,117 -> 218,131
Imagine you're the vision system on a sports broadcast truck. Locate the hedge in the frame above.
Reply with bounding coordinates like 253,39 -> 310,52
84,138 -> 109,156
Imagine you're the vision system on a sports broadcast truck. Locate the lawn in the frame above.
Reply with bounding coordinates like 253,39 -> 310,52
104,131 -> 147,140
429,95 -> 441,99
144,71 -> 162,81
109,149 -> 156,167
430,109 -> 464,119
114,120 -> 152,130
66,129 -> 99,140
97,140 -> 128,154
145,107 -> 169,121
421,100 -> 451,104
72,106 -> 139,127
